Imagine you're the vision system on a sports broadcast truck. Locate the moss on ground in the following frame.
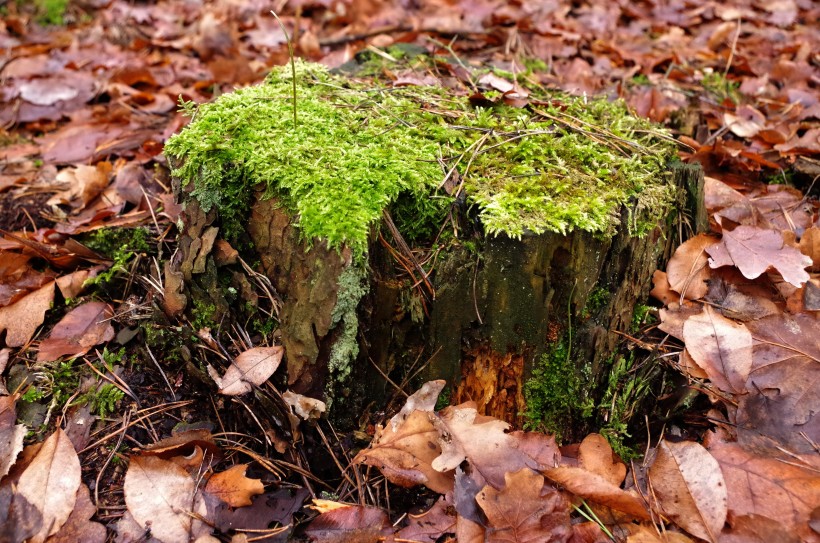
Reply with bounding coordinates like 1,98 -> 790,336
165,60 -> 676,258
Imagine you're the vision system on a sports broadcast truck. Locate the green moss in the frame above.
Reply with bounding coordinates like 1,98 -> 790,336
35,0 -> 69,25
191,299 -> 217,330
524,339 -> 594,440
582,286 -> 610,319
82,227 -> 151,286
166,61 -> 676,259
597,353 -> 652,461
630,304 -> 656,333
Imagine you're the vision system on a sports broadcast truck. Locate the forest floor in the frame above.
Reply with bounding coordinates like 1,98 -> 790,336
0,0 -> 818,542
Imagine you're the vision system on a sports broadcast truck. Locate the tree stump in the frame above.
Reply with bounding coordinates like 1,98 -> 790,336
163,60 -> 702,438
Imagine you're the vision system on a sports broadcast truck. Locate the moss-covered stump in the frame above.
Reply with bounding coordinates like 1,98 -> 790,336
164,60 -> 701,437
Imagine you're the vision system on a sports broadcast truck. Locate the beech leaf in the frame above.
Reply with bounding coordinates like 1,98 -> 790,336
0,282 -> 55,347
123,455 -> 210,543
37,302 -> 115,363
682,305 -> 752,394
16,428 -> 82,543
707,225 -> 811,286
209,346 -> 283,395
543,466 -> 650,520
666,234 -> 717,300
648,440 -> 727,543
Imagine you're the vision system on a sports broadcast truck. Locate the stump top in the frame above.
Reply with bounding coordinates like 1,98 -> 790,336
165,59 -> 677,256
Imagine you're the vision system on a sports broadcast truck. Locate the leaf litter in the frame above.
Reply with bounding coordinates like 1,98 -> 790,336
0,0 -> 818,541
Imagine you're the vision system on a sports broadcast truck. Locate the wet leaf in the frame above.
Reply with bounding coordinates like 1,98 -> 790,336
396,495 -> 456,543
682,305 -> 752,394
204,464 -> 264,508
209,346 -> 283,395
649,440 -> 727,543
16,429 -> 82,543
37,302 -> 115,363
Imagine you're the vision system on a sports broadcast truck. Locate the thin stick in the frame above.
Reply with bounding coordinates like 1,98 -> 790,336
271,10 -> 297,126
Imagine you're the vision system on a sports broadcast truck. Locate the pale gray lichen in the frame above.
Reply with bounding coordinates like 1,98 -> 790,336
327,263 -> 369,388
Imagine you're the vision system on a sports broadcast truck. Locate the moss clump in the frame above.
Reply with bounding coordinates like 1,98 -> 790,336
524,339 -> 594,440
165,60 -> 676,257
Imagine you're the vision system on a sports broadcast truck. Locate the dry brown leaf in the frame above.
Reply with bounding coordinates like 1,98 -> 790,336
45,484 -> 106,543
0,395 -> 26,479
304,503 -> 388,543
0,484 -> 43,543
707,225 -> 812,287
666,234 -> 717,300
36,302 -> 115,363
738,313 -> 819,453
544,466 -> 651,520
354,410 -> 454,494
682,305 -> 752,394
476,468 -> 571,542
0,282 -> 55,347
46,163 -> 111,209
648,440 -> 727,543
578,433 -> 626,487
124,455 -> 210,543
396,495 -> 456,543
705,435 -> 819,540
431,404 -> 546,489
204,464 -> 264,508
209,346 -> 283,395
17,428 -> 82,543
389,379 -> 445,429
627,524 -> 694,542
282,390 -> 326,422
650,270 -> 677,305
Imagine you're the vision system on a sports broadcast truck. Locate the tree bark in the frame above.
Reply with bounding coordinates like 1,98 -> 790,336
168,161 -> 703,436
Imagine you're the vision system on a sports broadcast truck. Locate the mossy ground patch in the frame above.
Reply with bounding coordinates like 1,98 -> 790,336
165,59 -> 677,256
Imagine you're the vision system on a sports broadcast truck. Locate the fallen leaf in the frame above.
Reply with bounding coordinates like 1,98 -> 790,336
578,433 -> 626,487
476,468 -> 571,542
17,428 -> 82,543
707,225 -> 812,287
682,305 -> 752,394
666,234 -> 717,300
204,464 -> 264,508
0,282 -> 55,347
283,390 -> 326,422
0,396 -> 26,479
123,455 -> 210,543
45,484 -> 106,543
431,404 -> 545,489
543,466 -> 650,520
389,379 -> 445,430
354,409 -> 454,494
705,434 -> 819,540
304,503 -> 388,543
46,163 -> 112,209
37,302 -> 115,363
208,346 -> 283,395
396,495 -> 456,543
0,484 -> 43,543
648,440 -> 727,543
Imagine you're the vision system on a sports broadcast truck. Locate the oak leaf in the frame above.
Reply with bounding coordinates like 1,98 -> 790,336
354,409 -> 454,494
476,468 -> 571,542
204,464 -> 264,508
396,495 -> 456,543
666,234 -> 717,300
